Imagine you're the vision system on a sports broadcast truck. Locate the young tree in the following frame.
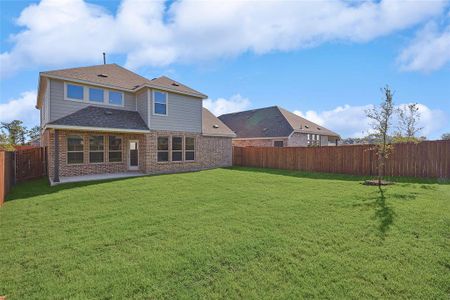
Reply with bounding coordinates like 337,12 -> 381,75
365,86 -> 396,185
27,125 -> 41,142
0,120 -> 28,145
396,103 -> 423,141
441,133 -> 450,140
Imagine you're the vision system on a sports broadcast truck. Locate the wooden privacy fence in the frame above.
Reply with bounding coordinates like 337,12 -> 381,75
15,147 -> 47,182
233,140 -> 450,179
0,147 -> 47,205
0,151 -> 14,205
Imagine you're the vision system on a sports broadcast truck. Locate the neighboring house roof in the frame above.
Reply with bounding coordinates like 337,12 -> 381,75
47,106 -> 149,133
218,106 -> 339,139
37,64 -> 207,108
202,108 -> 236,137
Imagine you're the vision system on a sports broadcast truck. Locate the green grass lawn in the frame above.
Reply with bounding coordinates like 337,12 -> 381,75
1,167 -> 449,299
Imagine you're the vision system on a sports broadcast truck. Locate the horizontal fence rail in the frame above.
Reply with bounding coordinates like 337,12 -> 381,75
233,140 -> 450,179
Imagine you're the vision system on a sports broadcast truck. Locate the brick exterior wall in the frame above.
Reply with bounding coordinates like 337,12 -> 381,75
43,129 -> 232,179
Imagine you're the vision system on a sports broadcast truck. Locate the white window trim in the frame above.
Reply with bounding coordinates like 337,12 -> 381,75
65,82 -> 125,107
88,87 -> 106,105
152,90 -> 168,116
108,90 -> 125,107
64,82 -> 85,102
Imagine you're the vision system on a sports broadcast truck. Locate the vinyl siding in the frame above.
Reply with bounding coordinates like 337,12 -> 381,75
149,90 -> 202,133
49,79 -> 136,122
136,89 -> 148,126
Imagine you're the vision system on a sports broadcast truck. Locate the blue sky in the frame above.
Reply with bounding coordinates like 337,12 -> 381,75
1,0 -> 449,139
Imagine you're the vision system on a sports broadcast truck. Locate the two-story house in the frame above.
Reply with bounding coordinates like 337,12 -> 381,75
36,64 -> 235,184
219,106 -> 339,147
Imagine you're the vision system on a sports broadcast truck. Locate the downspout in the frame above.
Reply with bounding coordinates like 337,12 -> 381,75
53,129 -> 60,183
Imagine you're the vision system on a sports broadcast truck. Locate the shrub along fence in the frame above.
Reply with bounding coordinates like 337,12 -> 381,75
0,147 -> 47,205
233,140 -> 450,179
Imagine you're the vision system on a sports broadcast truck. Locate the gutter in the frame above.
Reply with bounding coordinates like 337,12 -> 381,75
44,124 -> 151,134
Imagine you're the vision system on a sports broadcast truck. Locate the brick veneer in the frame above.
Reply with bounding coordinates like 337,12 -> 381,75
43,129 -> 232,179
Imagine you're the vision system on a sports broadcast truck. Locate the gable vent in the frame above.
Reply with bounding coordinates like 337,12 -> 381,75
98,74 -> 108,78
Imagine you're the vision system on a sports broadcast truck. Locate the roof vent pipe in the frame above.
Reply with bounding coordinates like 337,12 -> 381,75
103,52 -> 106,64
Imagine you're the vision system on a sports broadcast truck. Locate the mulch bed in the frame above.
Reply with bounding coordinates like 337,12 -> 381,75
363,179 -> 395,186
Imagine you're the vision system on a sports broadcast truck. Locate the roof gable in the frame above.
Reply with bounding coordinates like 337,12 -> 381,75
218,106 -> 294,138
38,64 -> 207,108
219,106 -> 339,138
202,108 -> 235,137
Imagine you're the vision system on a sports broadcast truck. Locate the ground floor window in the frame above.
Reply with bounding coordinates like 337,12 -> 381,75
67,135 -> 84,164
185,137 -> 195,161
108,136 -> 122,162
89,136 -> 104,163
172,137 -> 183,161
274,141 -> 284,147
157,137 -> 169,162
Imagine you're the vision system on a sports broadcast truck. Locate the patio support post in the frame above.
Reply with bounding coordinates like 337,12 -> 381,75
54,129 -> 60,183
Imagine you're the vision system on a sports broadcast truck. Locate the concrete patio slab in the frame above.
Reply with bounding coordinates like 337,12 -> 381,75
49,172 -> 145,186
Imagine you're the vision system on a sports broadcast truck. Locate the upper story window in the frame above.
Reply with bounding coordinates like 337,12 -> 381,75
89,88 -> 104,103
66,84 -> 84,101
153,91 -> 168,115
109,91 -> 123,106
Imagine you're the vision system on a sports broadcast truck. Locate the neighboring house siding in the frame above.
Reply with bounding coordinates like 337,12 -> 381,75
320,135 -> 328,146
48,79 -> 136,123
288,133 -> 308,147
149,90 -> 202,133
136,89 -> 148,126
233,138 -> 289,147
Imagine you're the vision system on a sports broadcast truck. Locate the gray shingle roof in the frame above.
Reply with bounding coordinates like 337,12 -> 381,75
40,64 -> 206,98
49,106 -> 149,131
202,108 -> 235,137
218,106 -> 339,138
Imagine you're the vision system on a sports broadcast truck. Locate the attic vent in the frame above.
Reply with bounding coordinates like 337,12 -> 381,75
213,124 -> 219,129
172,82 -> 180,86
105,111 -> 113,115
317,127 -> 321,130
133,85 -> 140,89
151,77 -> 157,80
263,128 -> 268,131
304,125 -> 309,129
98,74 -> 108,78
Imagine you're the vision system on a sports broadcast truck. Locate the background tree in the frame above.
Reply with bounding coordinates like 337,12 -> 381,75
27,125 -> 41,142
365,86 -> 395,185
394,103 -> 423,142
1,120 -> 28,145
441,133 -> 450,140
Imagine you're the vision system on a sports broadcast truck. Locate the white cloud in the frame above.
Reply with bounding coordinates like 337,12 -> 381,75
0,91 -> 39,128
203,94 -> 251,116
398,22 -> 450,72
294,103 -> 447,139
1,0 -> 448,77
